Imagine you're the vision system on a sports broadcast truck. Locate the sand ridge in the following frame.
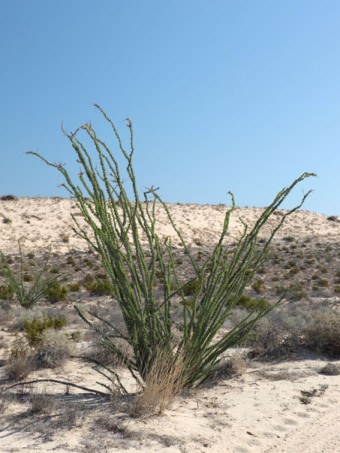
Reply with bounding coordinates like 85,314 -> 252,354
0,197 -> 339,452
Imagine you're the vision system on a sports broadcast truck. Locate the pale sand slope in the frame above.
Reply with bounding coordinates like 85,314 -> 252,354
0,197 -> 339,254
0,197 -> 339,453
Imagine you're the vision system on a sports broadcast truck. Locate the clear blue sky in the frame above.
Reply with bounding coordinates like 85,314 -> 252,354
1,0 -> 339,215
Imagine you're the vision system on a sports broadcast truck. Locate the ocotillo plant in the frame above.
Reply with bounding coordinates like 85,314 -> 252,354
28,105 -> 315,390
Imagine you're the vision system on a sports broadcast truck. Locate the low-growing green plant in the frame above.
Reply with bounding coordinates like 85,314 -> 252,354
29,105 -> 315,393
23,314 -> 67,346
237,294 -> 271,311
252,279 -> 265,294
0,244 -> 63,309
182,278 -> 200,296
84,278 -> 112,296
66,256 -> 76,266
68,282 -> 81,292
0,284 -> 14,301
49,267 -> 61,274
45,281 -> 68,303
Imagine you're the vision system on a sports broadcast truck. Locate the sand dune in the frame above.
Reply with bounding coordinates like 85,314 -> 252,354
0,197 -> 339,453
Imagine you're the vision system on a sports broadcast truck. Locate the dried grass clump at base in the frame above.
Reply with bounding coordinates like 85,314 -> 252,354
132,351 -> 189,417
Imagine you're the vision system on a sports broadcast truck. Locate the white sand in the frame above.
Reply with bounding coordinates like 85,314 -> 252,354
0,198 -> 339,452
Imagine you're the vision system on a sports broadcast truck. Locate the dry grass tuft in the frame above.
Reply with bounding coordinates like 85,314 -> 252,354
132,351 -> 189,417
6,336 -> 35,381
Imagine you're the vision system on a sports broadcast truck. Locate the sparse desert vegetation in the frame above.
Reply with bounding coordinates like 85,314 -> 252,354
0,113 -> 339,452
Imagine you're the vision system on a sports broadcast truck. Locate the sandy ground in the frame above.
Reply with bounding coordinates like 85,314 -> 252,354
0,197 -> 339,452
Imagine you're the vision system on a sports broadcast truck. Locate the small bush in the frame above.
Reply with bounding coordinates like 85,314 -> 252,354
84,278 -> 111,296
319,363 -> 340,376
283,236 -> 295,243
182,278 -> 200,296
23,315 -> 67,346
66,256 -> 76,266
252,279 -> 265,294
45,281 -> 68,302
29,390 -> 53,415
49,267 -> 61,274
205,353 -> 247,386
246,316 -> 297,359
302,310 -> 340,357
1,247 -> 64,309
2,217 -> 12,224
35,329 -> 73,368
68,282 -> 81,292
6,336 -> 35,381
0,284 -> 14,300
237,294 -> 271,311
0,195 -> 17,201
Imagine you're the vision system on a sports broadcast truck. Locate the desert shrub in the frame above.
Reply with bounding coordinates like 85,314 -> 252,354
45,281 -> 68,302
6,336 -> 35,381
319,363 -> 340,376
302,309 -> 340,357
275,283 -> 307,301
237,294 -> 271,311
29,390 -> 53,415
49,267 -> 61,274
312,276 -> 329,287
0,194 -> 17,201
252,279 -> 265,294
66,256 -> 76,266
248,306 -> 340,360
0,284 -> 14,301
23,315 -> 67,346
0,245 -> 63,309
246,316 -> 296,359
34,328 -> 73,368
68,282 -> 81,292
283,236 -> 295,243
29,105 -> 314,392
204,352 -> 247,387
182,278 -> 200,296
84,278 -> 112,296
